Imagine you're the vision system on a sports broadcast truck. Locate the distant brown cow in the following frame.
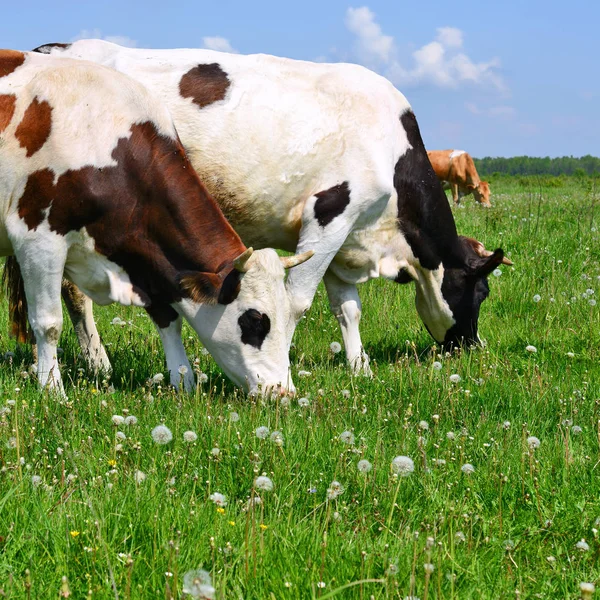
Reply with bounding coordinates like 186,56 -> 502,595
428,150 -> 491,207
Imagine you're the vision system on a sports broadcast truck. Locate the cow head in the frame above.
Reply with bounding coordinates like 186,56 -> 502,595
179,248 -> 313,395
416,237 -> 511,349
472,181 -> 491,207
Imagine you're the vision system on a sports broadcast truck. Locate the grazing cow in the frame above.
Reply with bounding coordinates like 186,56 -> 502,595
23,41 -> 511,376
0,49 -> 313,395
427,149 -> 491,207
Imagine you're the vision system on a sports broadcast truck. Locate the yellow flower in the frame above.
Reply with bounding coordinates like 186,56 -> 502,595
216,507 -> 225,514
228,521 -> 236,526
259,523 -> 268,530
70,530 -> 80,538
107,459 -> 117,467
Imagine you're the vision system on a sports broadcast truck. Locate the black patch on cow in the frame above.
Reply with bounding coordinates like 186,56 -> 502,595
395,268 -> 413,284
146,302 -> 179,329
314,181 -> 351,227
32,43 -> 72,54
394,111 -> 463,270
238,309 -> 271,349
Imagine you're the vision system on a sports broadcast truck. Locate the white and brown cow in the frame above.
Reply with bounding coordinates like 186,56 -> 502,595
21,41 -> 511,376
427,149 -> 491,207
0,49 -> 313,394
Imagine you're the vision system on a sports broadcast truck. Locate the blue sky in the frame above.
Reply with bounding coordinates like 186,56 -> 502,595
2,0 -> 597,157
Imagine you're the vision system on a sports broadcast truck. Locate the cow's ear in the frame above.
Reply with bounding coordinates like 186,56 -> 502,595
179,269 -> 242,305
472,249 -> 505,278
179,272 -> 221,305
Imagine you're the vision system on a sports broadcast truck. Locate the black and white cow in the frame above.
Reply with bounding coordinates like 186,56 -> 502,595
0,49 -> 312,394
19,41 -> 511,376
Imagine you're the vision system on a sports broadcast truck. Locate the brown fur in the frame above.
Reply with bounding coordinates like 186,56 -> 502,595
0,50 -> 25,78
179,63 -> 230,109
2,257 -> 29,343
427,150 -> 491,207
14,121 -> 246,315
0,94 -> 16,133
15,97 -> 52,157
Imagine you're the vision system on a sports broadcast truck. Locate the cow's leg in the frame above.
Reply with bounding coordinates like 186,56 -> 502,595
155,316 -> 195,392
61,281 -> 112,375
323,269 -> 372,376
285,181 -> 391,350
13,243 -> 67,394
452,183 -> 460,205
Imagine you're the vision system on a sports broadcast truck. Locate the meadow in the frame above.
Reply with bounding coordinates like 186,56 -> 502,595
0,177 -> 599,599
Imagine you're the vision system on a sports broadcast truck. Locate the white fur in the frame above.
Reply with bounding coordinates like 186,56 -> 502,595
449,149 -> 466,159
40,40 -> 460,371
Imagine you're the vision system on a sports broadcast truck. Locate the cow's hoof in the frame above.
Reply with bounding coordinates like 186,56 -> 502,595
349,354 -> 373,378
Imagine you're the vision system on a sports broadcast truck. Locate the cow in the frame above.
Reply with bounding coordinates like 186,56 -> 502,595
18,40 -> 512,377
0,49 -> 313,395
427,149 -> 491,207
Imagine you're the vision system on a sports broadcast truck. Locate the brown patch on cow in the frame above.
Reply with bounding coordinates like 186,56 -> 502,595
17,121 -> 246,316
179,63 -> 230,109
15,97 -> 53,157
0,50 -> 25,78
0,94 -> 16,132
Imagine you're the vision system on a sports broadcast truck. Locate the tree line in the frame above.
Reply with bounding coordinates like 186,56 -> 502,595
473,155 -> 600,177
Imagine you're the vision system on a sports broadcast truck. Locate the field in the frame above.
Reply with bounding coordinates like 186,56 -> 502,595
0,177 -> 599,599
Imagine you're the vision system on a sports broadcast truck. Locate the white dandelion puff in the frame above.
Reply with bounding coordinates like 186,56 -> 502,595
339,430 -> 355,445
446,431 -> 456,440
209,492 -> 227,507
182,569 -> 215,599
326,480 -> 345,500
178,364 -> 189,376
255,426 -> 270,439
111,415 -> 125,426
151,425 -> 173,445
254,475 -> 274,492
571,425 -> 582,436
124,415 -> 138,426
116,431 -> 126,440
391,456 -> 415,476
533,294 -> 541,303
298,397 -> 310,408
270,431 -> 284,446
211,447 -> 220,457
461,463 -> 475,474
134,470 -> 146,484
329,342 -> 342,354
527,436 -> 540,450
503,421 -> 511,430
432,361 -> 442,371
580,582 -> 595,599
493,268 -> 502,277
229,411 -> 240,423
525,345 -> 537,353
576,539 -> 590,551
183,430 -> 198,443
31,475 -> 42,487
357,459 -> 372,473
151,373 -> 164,384
418,420 -> 429,431
449,374 -> 461,383
424,563 -> 435,574
197,372 -> 209,384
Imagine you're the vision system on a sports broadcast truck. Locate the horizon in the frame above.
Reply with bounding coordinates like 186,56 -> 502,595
2,0 -> 597,158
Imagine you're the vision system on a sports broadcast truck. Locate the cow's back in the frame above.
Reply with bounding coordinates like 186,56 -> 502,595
38,41 -> 412,251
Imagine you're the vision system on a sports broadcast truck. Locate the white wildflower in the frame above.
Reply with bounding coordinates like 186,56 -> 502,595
329,342 -> 342,354
209,492 -> 227,507
178,365 -> 188,376
152,373 -> 164,384
298,397 -> 310,408
525,345 -> 537,353
418,420 -> 429,431
391,455 -> 415,476
527,436 -> 540,450
255,426 -> 270,439
339,430 -> 355,445
134,470 -> 146,484
254,475 -> 274,492
151,425 -> 173,445
116,431 -> 126,440
576,539 -> 590,551
357,459 -> 372,473
461,463 -> 475,474
449,374 -> 461,383
229,411 -> 240,423
533,294 -> 541,303
270,430 -> 284,446
31,475 -> 42,487
297,370 -> 312,378
211,447 -> 220,457
424,563 -> 435,574
124,415 -> 138,426
492,268 -> 502,277
111,415 -> 125,426
432,361 -> 442,371
183,430 -> 198,443
503,421 -> 511,430
571,425 -> 582,436
326,480 -> 344,500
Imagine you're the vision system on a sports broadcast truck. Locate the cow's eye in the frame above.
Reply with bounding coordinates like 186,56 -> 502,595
238,309 -> 271,349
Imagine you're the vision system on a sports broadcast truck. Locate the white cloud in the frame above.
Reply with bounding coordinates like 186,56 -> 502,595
202,36 -> 238,54
71,29 -> 137,47
345,6 -> 507,94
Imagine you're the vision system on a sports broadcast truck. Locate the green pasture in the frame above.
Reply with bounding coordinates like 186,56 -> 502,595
0,177 -> 599,599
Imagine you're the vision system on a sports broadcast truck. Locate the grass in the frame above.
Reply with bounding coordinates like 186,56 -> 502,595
0,177 -> 599,599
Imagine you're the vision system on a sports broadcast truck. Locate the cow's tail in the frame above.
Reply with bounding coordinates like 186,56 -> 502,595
2,256 -> 31,343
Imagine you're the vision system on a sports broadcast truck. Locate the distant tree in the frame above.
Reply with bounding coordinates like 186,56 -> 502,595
474,155 -> 600,176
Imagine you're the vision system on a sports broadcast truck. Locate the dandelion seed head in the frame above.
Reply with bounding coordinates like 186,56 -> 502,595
580,582 -> 595,597
503,421 -> 511,430
111,415 -> 125,426
151,425 -> 173,445
297,370 -> 312,378
418,420 -> 429,431
329,342 -> 342,354
178,364 -> 188,375
339,430 -> 355,445
461,463 -> 475,474
270,431 -> 284,446
124,415 -> 138,426
527,436 -> 540,450
576,539 -> 590,551
341,389 -> 351,399
116,431 -> 126,440
209,492 -> 227,507
493,268 -> 502,277
152,373 -> 164,384
326,480 -> 344,500
357,459 -> 372,473
526,345 -> 537,353
298,397 -> 310,408
255,426 -> 270,439
424,563 -> 435,574
211,447 -> 220,457
182,569 -> 215,599
31,475 -> 42,487
446,431 -> 456,440
229,411 -> 240,423
571,425 -> 582,436
183,430 -> 198,443
449,374 -> 461,383
255,475 -> 274,492
432,361 -> 442,371
134,470 -> 146,484
391,455 -> 415,476
197,372 -> 209,384
533,294 -> 541,303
